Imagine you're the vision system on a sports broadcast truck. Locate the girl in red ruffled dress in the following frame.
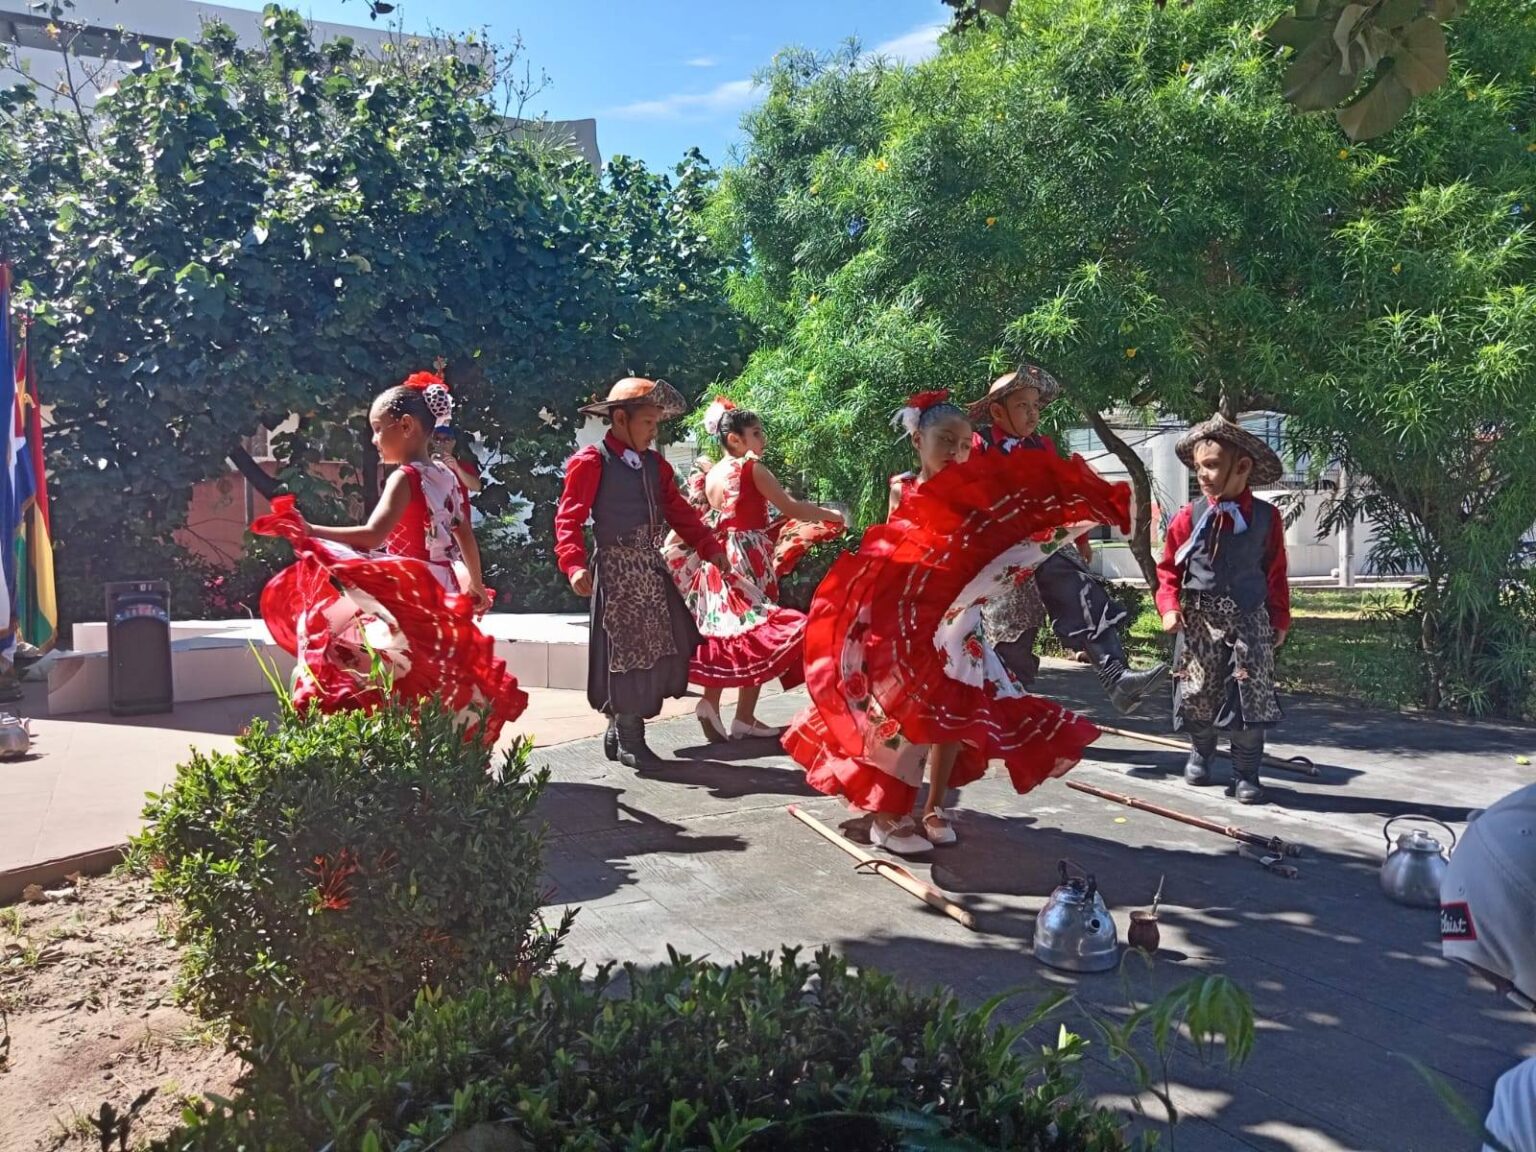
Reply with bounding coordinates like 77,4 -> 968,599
253,372 -> 526,744
783,390 -> 1129,856
663,398 -> 845,742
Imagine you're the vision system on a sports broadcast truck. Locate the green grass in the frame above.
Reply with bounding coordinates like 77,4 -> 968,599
1113,587 -> 1422,714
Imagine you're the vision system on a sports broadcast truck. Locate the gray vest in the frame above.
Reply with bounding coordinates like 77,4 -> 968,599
593,440 -> 663,548
1182,496 -> 1275,613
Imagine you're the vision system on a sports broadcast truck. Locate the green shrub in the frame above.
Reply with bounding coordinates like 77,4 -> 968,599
155,947 -> 1133,1151
134,699 -> 566,1022
777,539 -> 851,614
476,509 -> 586,615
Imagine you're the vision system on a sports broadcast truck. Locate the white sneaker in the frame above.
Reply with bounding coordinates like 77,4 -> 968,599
869,814 -> 932,857
921,808 -> 958,846
730,717 -> 785,740
695,701 -> 729,744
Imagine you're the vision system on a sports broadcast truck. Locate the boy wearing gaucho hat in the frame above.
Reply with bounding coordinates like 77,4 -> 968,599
968,365 -> 1169,714
1155,414 -> 1290,805
555,378 -> 729,767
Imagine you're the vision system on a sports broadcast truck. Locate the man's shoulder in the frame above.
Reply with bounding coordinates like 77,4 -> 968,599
1486,1058 -> 1536,1152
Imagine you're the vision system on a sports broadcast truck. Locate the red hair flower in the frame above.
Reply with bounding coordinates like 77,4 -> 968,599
703,396 -> 737,436
905,389 -> 951,412
401,371 -> 446,391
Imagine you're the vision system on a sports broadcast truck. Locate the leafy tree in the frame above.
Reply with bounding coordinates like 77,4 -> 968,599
1290,183 -> 1536,714
711,0 -> 1536,715
938,0 -> 1473,141
3,7 -> 744,624
1266,0 -> 1467,141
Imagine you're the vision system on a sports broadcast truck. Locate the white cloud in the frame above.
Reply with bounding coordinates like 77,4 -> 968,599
608,78 -> 758,121
685,56 -> 717,68
872,20 -> 946,65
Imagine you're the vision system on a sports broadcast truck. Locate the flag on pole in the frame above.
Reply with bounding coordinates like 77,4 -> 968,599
13,316 -> 57,652
0,262 -> 16,655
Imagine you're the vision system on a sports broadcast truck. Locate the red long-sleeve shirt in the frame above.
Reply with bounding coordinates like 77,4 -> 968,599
972,427 -> 1064,457
1155,490 -> 1291,631
553,434 -> 725,576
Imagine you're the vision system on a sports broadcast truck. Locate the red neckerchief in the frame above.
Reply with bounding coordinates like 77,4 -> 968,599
989,424 -> 1047,453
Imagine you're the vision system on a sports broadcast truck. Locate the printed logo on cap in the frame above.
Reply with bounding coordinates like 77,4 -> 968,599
1440,902 -> 1477,941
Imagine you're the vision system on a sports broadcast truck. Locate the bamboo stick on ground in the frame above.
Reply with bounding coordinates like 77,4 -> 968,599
1092,722 -> 1320,778
1064,778 -> 1306,857
787,805 -> 977,930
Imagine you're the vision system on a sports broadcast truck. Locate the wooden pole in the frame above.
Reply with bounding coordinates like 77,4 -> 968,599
1093,722 -> 1320,778
787,806 -> 977,930
1064,778 -> 1305,858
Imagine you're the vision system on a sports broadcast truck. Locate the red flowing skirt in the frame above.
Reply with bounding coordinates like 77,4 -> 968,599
663,525 -> 811,690
785,449 -> 1130,814
252,496 -> 526,745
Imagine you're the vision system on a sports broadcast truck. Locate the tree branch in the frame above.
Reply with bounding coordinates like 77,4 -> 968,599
227,443 -> 282,500
1086,407 -> 1160,588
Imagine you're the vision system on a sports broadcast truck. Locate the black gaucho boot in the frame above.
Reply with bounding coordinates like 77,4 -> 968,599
614,713 -> 654,769
1226,728 -> 1267,805
1184,724 -> 1219,786
1087,635 -> 1170,716
603,714 -> 619,762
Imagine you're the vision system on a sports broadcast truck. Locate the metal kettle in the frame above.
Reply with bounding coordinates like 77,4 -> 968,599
0,714 -> 31,760
1380,815 -> 1456,908
1034,860 -> 1120,973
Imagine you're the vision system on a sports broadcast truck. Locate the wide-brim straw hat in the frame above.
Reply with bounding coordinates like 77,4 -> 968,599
579,377 -> 687,419
1175,414 -> 1285,486
966,362 -> 1062,423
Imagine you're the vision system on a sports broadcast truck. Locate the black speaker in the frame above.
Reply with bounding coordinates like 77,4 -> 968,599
105,580 -> 173,716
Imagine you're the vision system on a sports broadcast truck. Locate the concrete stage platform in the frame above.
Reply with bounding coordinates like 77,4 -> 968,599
39,614 -> 592,715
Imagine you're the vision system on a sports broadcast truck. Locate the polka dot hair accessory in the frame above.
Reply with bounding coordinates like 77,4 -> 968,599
402,371 -> 454,430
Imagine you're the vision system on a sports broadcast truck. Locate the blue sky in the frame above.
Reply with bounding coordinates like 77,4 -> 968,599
215,0 -> 948,172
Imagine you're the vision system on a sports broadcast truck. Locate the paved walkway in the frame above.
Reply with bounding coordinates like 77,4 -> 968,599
4,660 -> 1534,1149
531,666 -> 1536,1152
0,680 -> 756,881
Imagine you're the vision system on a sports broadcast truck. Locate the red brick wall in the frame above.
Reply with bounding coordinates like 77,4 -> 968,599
177,461 -> 354,567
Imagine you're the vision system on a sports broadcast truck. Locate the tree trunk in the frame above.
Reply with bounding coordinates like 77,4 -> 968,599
227,442 -> 281,500
1086,408 -> 1160,589
1217,387 -> 1239,422
362,439 -> 381,515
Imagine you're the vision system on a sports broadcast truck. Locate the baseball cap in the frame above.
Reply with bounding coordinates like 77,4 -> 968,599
1440,781 -> 1536,1010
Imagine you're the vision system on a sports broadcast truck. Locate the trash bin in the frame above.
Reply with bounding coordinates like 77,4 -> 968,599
105,580 -> 173,716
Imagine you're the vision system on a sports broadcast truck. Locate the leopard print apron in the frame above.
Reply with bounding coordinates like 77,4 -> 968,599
982,575 -> 1048,645
597,525 -> 677,674
1172,591 -> 1282,730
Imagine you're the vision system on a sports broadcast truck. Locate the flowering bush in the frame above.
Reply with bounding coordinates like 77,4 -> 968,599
185,536 -> 292,619
132,698 -> 566,1023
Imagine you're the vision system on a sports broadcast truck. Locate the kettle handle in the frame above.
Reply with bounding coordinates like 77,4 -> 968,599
1383,814 -> 1458,853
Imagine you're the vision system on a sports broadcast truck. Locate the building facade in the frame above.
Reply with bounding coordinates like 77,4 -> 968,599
1060,411 -> 1388,584
0,0 -> 600,166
